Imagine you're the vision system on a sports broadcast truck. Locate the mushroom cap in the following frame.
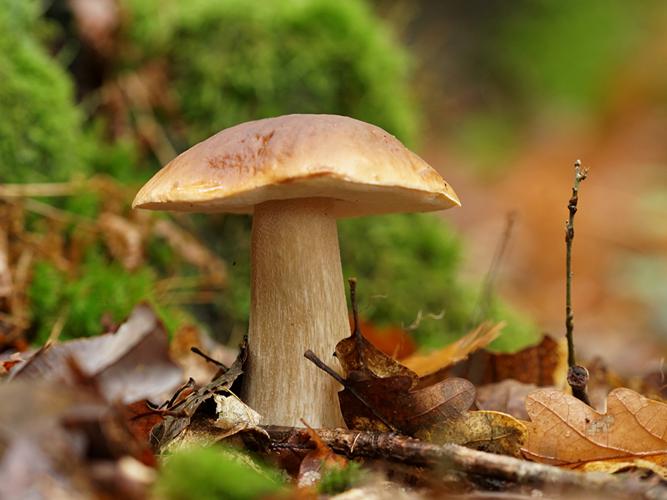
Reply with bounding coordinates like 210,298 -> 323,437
133,114 -> 460,217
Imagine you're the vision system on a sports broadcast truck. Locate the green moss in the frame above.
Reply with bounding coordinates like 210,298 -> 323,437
340,214 -> 470,348
154,446 -> 285,500
318,461 -> 364,495
28,246 -> 186,344
119,0 -> 417,149
0,0 -> 86,183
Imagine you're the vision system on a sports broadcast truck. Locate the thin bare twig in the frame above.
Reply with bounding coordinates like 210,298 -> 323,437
565,160 -> 591,405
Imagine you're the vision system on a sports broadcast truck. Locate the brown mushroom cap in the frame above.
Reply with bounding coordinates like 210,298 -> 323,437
133,114 -> 460,217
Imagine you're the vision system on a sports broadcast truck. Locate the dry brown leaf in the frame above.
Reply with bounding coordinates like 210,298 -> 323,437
99,212 -> 144,270
476,379 -> 544,420
335,322 -> 416,381
297,423 -> 347,488
578,458 -> 667,478
12,304 -> 182,404
328,291 -> 525,456
150,339 -> 248,450
416,410 -> 527,457
338,374 -> 475,434
523,387 -> 667,466
400,322 -> 502,377
444,334 -> 566,388
170,324 -> 239,384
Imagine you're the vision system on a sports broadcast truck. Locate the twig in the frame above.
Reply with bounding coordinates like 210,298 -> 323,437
257,426 -> 666,498
190,347 -> 229,371
470,211 -> 517,328
0,181 -> 84,198
564,160 -> 591,405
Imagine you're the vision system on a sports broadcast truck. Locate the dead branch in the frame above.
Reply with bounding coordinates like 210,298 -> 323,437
258,426 -> 666,499
564,160 -> 591,405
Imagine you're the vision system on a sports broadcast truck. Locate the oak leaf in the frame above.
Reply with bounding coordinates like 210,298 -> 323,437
523,388 -> 667,466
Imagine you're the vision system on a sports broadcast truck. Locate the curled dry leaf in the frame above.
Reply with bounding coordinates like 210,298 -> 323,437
400,322 -> 502,377
444,335 -> 566,388
579,459 -> 667,479
319,283 -> 526,456
12,304 -> 182,404
150,340 -> 248,451
523,387 -> 667,466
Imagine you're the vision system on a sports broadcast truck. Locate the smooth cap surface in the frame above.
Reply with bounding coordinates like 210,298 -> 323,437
133,114 -> 460,217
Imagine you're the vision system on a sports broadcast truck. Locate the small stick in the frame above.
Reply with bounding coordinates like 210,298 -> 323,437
190,346 -> 229,371
253,426 -> 664,498
564,160 -> 591,405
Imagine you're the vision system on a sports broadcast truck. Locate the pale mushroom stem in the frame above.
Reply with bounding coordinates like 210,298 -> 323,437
244,197 -> 348,427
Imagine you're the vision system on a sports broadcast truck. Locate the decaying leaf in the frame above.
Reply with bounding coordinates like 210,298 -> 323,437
170,324 -> 239,384
523,387 -> 667,466
579,459 -> 667,479
445,334 -> 566,388
298,423 -> 348,488
400,322 -> 502,377
476,379 -> 543,420
0,380 -> 153,499
318,280 -> 526,456
337,374 -> 475,434
150,339 -> 249,450
416,410 -> 527,457
12,304 -> 182,404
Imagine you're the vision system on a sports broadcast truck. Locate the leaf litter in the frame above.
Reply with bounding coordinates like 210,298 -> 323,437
307,279 -> 527,457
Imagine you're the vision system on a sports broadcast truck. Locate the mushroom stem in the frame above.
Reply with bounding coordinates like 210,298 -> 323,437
244,198 -> 347,427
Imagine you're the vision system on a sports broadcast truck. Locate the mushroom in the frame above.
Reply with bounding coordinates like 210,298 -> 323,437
133,114 -> 460,427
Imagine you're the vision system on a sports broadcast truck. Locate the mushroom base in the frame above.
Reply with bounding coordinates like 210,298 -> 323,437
244,198 -> 347,427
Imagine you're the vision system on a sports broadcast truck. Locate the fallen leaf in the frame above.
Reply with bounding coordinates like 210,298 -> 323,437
150,339 -> 248,450
298,422 -> 347,488
338,374 -> 475,433
322,281 -> 525,456
579,458 -> 667,479
476,379 -> 544,420
12,304 -> 182,404
446,334 -> 566,387
170,323 -> 238,384
416,410 -> 527,457
99,212 -> 144,270
400,322 -> 502,377
0,380 -> 153,499
523,387 -> 667,466
335,320 -> 416,380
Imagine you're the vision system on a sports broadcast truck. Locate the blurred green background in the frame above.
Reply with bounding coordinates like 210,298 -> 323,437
2,0 -> 666,363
